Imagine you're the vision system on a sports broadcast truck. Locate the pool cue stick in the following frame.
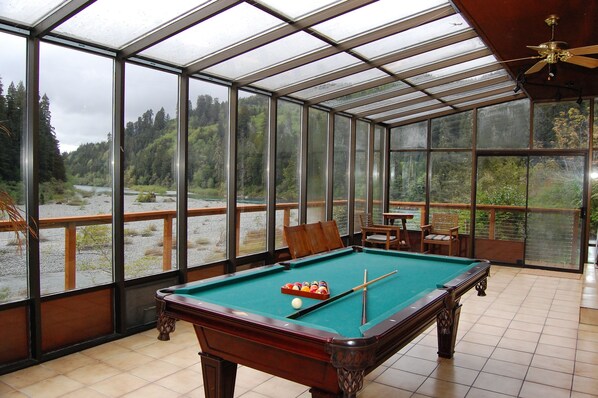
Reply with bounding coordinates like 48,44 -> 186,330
361,269 -> 368,325
288,270 -> 397,319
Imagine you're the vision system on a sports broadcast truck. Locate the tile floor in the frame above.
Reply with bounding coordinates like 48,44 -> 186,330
1,264 -> 598,398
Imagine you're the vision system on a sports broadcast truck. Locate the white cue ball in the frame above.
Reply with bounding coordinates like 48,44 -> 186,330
291,298 -> 302,309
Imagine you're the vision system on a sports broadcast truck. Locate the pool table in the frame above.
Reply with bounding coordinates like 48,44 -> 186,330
156,247 -> 490,398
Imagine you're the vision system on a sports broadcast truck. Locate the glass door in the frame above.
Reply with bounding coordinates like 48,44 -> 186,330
474,156 -> 527,265
525,155 -> 585,270
474,154 -> 586,271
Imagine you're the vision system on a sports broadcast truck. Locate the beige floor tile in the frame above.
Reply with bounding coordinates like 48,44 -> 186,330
113,333 -> 158,350
465,387 -> 516,397
462,331 -> 502,346
482,359 -> 528,379
570,391 -> 598,398
576,349 -> 598,365
0,365 -> 58,389
121,383 -> 180,398
512,313 -> 546,325
235,366 -> 273,390
405,344 -> 441,361
60,387 -> 110,398
535,343 -> 576,360
545,317 -> 579,329
416,377 -> 470,398
503,328 -> 540,343
573,374 -> 598,395
431,362 -> 479,385
251,376 -> 309,398
542,325 -> 578,339
577,339 -> 598,353
20,374 -> 83,398
391,355 -> 438,376
442,352 -> 488,371
128,359 -> 182,382
65,362 -> 120,385
359,382 -> 412,398
519,381 -> 570,398
476,316 -> 511,328
375,368 -> 427,392
472,372 -> 523,396
548,310 -> 579,322
155,368 -> 203,394
81,343 -> 131,362
525,367 -> 572,389
455,341 -> 495,357
490,347 -> 533,366
42,352 -> 99,374
574,362 -> 598,379
496,337 -> 537,353
508,320 -> 543,333
530,354 -> 574,373
160,346 -> 202,368
579,330 -> 598,342
136,340 -> 189,359
90,373 -> 148,397
102,351 -> 155,371
538,334 -> 577,349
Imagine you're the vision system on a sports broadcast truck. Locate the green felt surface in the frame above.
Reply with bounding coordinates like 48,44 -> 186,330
174,248 -> 481,337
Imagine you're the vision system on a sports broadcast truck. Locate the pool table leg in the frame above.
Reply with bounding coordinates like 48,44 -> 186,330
436,298 -> 462,359
199,352 -> 237,398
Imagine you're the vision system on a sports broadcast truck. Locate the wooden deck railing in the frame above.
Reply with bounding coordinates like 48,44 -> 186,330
0,200 -> 581,290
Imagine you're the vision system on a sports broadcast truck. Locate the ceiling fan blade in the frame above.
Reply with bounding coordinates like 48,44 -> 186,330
525,59 -> 548,74
568,44 -> 598,55
498,56 -> 541,64
564,55 -> 598,68
526,45 -> 548,53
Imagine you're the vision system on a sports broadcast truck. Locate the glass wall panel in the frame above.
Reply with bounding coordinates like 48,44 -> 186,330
354,121 -> 368,232
187,79 -> 229,265
429,152 -> 472,235
237,91 -> 268,256
533,101 -> 589,149
0,32 -> 27,303
477,99 -> 530,149
275,100 -> 301,249
38,42 -> 113,294
390,121 -> 427,149
307,108 -> 328,223
372,126 -> 384,225
592,99 -> 598,244
124,64 -> 178,280
388,152 -> 426,230
333,115 -> 350,234
431,111 -> 472,149
526,155 -> 584,270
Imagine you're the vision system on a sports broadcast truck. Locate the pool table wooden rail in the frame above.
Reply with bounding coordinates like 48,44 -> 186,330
155,254 -> 490,398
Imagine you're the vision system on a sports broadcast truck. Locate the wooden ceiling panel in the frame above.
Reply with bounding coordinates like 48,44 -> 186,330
452,0 -> 598,101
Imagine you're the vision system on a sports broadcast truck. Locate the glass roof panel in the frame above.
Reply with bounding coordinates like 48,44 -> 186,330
370,99 -> 441,119
321,80 -> 410,108
255,0 -> 347,20
54,0 -> 213,49
353,14 -> 469,60
312,0 -> 448,42
386,106 -> 453,124
383,38 -> 485,75
0,0 -> 68,26
204,32 -> 328,80
425,70 -> 508,93
139,3 -> 285,66
456,91 -> 518,108
252,52 -> 363,91
346,91 -> 428,114
292,69 -> 388,100
405,55 -> 498,85
440,81 -> 514,102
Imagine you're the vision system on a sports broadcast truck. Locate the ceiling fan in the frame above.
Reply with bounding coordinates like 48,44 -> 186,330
522,15 -> 598,76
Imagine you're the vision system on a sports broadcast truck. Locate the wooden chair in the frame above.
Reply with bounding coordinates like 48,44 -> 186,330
420,213 -> 460,256
283,225 -> 312,259
304,222 -> 330,254
320,220 -> 344,250
358,213 -> 401,250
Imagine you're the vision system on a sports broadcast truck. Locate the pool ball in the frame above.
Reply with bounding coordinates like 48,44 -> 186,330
291,298 -> 302,309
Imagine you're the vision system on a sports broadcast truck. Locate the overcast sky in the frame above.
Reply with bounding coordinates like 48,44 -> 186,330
0,31 -> 226,153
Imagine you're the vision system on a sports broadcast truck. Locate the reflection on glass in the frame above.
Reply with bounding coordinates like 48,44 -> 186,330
354,121 -> 368,233
533,101 -> 589,149
124,63 -> 178,279
0,32 -> 27,303
187,79 -> 229,265
237,91 -> 268,256
389,151 -> 426,230
390,121 -> 427,149
429,152 -> 471,234
477,99 -> 530,149
307,108 -> 328,223
406,55 -> 498,86
293,69 -> 386,100
276,100 -> 301,249
431,111 -> 472,148
333,115 -> 350,234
